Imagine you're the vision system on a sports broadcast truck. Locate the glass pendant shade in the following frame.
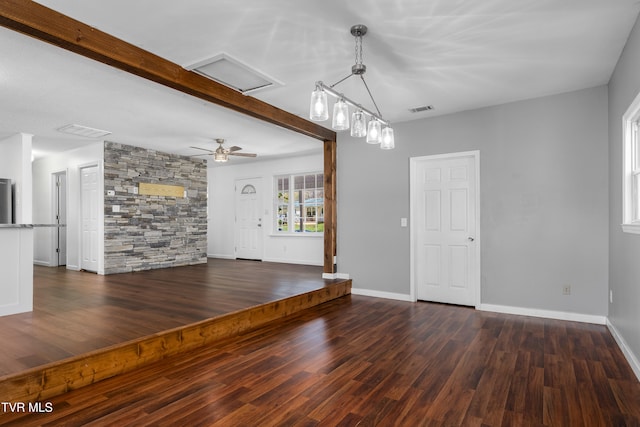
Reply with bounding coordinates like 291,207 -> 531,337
309,88 -> 328,121
332,99 -> 350,130
381,126 -> 395,150
366,119 -> 382,144
214,152 -> 228,162
351,110 -> 367,137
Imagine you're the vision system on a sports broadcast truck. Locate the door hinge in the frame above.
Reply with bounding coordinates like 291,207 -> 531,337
56,248 -> 60,253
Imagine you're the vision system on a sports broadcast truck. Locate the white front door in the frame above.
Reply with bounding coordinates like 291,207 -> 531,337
411,152 -> 479,307
81,165 -> 99,272
235,178 -> 263,260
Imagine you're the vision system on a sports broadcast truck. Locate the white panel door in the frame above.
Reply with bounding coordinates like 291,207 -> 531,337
235,178 -> 263,260
81,166 -> 99,272
412,153 -> 478,306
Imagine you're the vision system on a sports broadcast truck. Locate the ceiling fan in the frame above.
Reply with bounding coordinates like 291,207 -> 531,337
190,138 -> 257,163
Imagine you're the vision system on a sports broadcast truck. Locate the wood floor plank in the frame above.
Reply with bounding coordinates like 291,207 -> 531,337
1,296 -> 639,426
0,259 -> 341,377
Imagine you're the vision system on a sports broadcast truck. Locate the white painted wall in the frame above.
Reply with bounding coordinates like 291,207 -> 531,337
0,133 -> 33,315
338,86 -> 609,320
32,142 -> 104,272
208,153 -> 324,266
608,12 -> 640,378
0,133 -> 32,223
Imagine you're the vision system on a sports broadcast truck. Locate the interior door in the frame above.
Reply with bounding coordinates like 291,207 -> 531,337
54,172 -> 67,266
235,178 -> 263,260
81,165 -> 99,272
412,153 -> 479,306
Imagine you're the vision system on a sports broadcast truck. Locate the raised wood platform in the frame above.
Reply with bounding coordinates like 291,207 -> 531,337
0,259 -> 351,402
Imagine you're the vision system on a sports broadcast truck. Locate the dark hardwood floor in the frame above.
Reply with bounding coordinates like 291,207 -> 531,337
0,259 -> 337,376
2,295 -> 639,426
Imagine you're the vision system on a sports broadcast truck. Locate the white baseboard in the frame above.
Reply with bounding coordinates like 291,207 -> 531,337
322,272 -> 350,280
479,304 -> 607,325
207,253 -> 234,259
33,260 -> 51,267
607,319 -> 640,381
207,254 -> 322,267
350,287 -> 414,302
65,264 -> 81,271
263,257 -> 323,267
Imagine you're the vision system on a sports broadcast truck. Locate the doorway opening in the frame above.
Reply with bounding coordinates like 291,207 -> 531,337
52,171 -> 67,267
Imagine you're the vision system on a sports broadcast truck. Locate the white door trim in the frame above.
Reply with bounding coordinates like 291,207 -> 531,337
410,150 -> 481,308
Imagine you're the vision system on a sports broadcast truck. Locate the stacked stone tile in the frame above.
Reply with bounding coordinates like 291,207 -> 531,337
104,142 -> 207,274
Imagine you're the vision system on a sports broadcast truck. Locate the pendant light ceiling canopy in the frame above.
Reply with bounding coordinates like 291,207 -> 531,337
309,24 -> 394,150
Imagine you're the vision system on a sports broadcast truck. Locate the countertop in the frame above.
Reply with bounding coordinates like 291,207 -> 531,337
0,224 -> 66,229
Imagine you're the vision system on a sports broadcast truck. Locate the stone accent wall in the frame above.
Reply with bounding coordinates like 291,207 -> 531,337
104,142 -> 207,274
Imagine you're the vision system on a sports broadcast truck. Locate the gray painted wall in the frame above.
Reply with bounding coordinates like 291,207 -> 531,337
338,85 -> 609,316
608,14 -> 640,368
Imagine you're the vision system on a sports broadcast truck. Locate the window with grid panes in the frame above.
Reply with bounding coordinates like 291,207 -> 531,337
623,92 -> 640,234
275,173 -> 324,234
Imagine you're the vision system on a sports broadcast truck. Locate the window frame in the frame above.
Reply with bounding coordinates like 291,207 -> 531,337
622,91 -> 640,234
274,172 -> 324,235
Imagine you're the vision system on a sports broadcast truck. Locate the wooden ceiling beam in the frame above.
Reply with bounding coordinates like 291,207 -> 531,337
0,0 -> 336,142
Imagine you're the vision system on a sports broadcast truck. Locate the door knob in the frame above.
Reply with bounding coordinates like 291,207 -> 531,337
468,237 -> 474,242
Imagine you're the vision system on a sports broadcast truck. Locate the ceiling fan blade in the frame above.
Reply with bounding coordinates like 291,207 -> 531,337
227,146 -> 242,152
229,152 -> 257,157
190,153 -> 211,157
190,146 -> 215,153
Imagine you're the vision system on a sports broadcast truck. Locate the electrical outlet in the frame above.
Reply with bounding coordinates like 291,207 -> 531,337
562,285 -> 571,295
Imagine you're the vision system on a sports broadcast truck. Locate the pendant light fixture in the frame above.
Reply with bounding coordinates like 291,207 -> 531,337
309,87 -> 329,121
351,110 -> 367,137
366,119 -> 381,144
309,24 -> 395,150
332,99 -> 350,130
381,126 -> 395,150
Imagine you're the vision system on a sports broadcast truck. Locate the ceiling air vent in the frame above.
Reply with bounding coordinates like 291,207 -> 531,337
184,53 -> 283,95
408,105 -> 435,113
57,124 -> 112,138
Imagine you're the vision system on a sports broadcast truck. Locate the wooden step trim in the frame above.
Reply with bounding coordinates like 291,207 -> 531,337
0,280 -> 351,403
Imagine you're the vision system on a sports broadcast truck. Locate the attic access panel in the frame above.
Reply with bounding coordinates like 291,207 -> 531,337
184,53 -> 283,95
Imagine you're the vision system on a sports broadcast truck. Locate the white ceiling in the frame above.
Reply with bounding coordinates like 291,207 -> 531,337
1,1 -> 639,163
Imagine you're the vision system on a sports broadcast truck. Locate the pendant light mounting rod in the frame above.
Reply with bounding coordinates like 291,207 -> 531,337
315,81 -> 390,127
